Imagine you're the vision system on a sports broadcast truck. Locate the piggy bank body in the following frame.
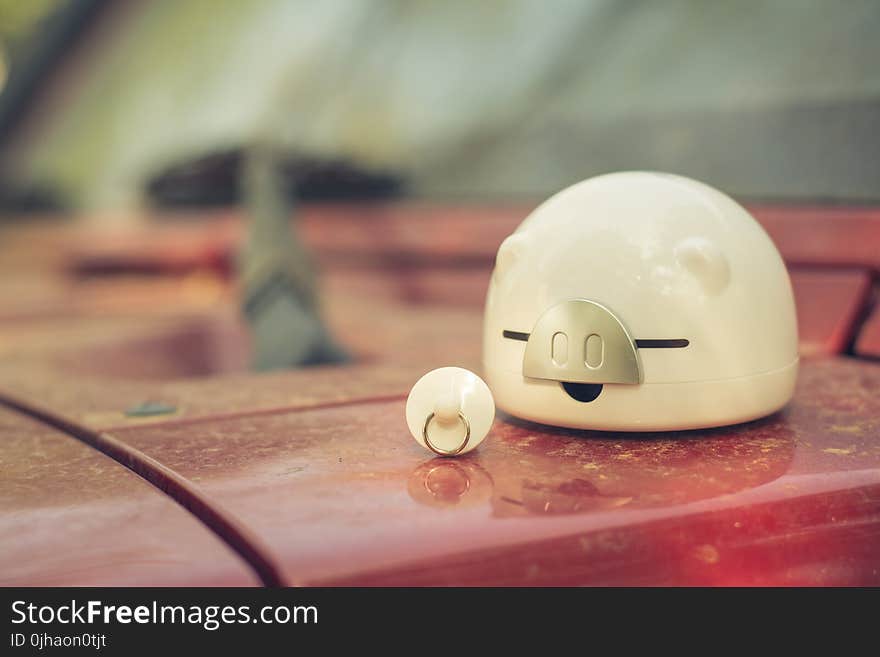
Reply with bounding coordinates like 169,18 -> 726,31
483,172 -> 798,431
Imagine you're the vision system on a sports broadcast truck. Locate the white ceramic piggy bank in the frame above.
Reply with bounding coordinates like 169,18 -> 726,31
483,172 -> 798,431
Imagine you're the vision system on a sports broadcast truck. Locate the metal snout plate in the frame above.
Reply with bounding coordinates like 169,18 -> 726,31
523,299 -> 643,385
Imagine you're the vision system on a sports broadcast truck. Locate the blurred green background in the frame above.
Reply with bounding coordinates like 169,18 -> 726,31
0,0 -> 878,213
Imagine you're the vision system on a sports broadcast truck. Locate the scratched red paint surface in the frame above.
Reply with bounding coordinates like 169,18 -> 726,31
0,203 -> 878,586
105,358 -> 880,586
0,410 -> 257,586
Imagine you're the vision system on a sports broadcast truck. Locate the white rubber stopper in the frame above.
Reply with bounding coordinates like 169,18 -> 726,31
406,367 -> 495,456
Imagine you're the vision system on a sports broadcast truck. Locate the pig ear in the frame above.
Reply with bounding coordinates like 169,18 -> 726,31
675,237 -> 730,294
494,233 -> 528,282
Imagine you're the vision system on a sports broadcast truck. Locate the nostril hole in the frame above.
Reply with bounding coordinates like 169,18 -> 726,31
585,334 -> 604,368
552,332 -> 568,366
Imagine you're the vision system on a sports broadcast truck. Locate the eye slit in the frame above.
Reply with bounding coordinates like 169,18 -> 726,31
635,339 -> 689,348
507,333 -> 690,347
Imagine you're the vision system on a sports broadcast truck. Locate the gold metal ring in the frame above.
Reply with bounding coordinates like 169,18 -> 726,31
422,411 -> 470,457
